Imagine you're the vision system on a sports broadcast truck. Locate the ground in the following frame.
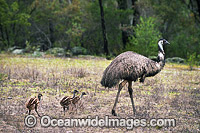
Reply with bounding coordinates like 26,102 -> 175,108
0,54 -> 199,132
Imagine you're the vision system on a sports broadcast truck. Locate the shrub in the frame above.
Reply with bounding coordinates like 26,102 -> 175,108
47,47 -> 65,57
32,51 -> 44,57
186,53 -> 200,70
126,17 -> 161,57
71,46 -> 87,55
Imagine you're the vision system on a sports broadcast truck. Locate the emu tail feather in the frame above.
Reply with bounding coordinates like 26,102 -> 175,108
100,66 -> 121,88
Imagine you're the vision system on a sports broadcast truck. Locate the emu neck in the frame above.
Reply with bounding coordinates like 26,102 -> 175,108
80,94 -> 84,98
157,51 -> 165,69
72,92 -> 76,98
38,96 -> 41,101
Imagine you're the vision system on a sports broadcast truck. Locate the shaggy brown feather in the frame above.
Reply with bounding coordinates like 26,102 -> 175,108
101,39 -> 170,116
72,92 -> 86,105
25,93 -> 42,117
60,90 -> 79,115
25,97 -> 38,110
60,96 -> 73,107
101,51 -> 165,88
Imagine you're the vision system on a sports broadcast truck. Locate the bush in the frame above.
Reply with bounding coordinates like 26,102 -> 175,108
25,41 -> 39,53
186,53 -> 200,70
71,46 -> 87,55
32,51 -> 44,57
126,17 -> 161,57
47,47 -> 65,57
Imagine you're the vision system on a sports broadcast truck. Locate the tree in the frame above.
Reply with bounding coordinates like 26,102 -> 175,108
0,0 -> 30,49
117,0 -> 134,48
98,0 -> 109,55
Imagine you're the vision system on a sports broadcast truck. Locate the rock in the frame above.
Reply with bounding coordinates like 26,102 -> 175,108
8,46 -> 20,52
12,49 -> 24,54
166,57 -> 185,64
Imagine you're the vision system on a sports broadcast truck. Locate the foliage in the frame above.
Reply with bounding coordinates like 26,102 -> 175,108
186,52 -> 200,70
126,17 -> 161,56
25,40 -> 39,53
71,46 -> 87,55
47,47 -> 65,57
0,0 -> 200,61
32,51 -> 44,57
0,0 -> 30,49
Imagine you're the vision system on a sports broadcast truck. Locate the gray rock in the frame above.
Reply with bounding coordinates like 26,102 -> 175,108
12,49 -> 24,54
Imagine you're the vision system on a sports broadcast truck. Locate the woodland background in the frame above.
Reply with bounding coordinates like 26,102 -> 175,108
0,0 -> 200,62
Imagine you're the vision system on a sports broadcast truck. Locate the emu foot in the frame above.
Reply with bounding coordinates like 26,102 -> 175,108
112,109 -> 117,116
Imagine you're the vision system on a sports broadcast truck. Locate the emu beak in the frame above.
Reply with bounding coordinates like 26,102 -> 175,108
166,40 -> 170,45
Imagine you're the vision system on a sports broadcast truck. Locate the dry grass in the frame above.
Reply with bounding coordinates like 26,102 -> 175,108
0,55 -> 199,132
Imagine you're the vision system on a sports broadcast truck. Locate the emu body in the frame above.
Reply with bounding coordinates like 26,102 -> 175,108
25,93 -> 43,117
72,92 -> 87,105
60,90 -> 78,115
101,39 -> 170,116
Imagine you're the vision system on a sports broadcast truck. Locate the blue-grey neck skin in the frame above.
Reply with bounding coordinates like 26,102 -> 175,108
80,93 -> 84,98
38,95 -> 41,101
158,51 -> 165,68
80,93 -> 86,98
158,41 -> 164,55
157,40 -> 166,68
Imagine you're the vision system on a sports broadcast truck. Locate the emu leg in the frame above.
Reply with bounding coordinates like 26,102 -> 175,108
28,110 -> 31,115
63,106 -> 66,116
112,80 -> 127,116
35,105 -> 41,117
139,74 -> 146,83
128,81 -> 136,115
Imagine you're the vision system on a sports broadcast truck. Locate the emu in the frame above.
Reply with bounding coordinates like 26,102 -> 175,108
72,92 -> 87,105
101,39 -> 170,116
60,90 -> 79,115
25,93 -> 43,117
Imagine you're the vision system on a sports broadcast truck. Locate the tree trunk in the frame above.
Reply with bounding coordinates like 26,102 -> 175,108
132,0 -> 139,26
117,0 -> 129,49
0,24 -> 6,47
196,0 -> 200,19
5,27 -> 10,48
49,19 -> 55,48
98,0 -> 109,55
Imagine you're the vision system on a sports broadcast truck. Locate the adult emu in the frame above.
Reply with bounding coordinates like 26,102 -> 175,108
101,39 -> 170,116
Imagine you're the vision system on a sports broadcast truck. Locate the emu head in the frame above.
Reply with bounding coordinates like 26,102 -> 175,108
158,39 -> 170,55
72,90 -> 79,98
81,92 -> 87,98
73,90 -> 79,94
38,93 -> 43,101
82,92 -> 87,96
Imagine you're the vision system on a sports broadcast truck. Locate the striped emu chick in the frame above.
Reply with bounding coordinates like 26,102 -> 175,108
60,90 -> 79,115
72,92 -> 87,106
25,93 -> 43,117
